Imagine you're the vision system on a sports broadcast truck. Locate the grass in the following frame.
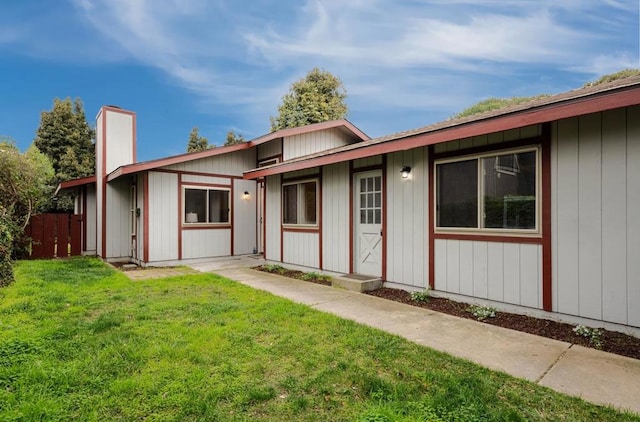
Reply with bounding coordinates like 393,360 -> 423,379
0,258 -> 638,421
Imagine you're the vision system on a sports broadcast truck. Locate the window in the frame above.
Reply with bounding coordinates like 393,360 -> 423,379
184,187 -> 230,224
435,147 -> 539,232
282,180 -> 317,225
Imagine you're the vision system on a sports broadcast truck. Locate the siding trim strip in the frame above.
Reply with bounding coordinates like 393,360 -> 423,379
143,172 -> 149,262
541,123 -> 553,311
178,174 -> 183,260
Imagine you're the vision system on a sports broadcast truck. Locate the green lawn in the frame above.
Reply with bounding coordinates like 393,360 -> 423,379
0,258 -> 637,421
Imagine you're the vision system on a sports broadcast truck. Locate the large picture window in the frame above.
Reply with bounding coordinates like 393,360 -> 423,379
282,179 -> 317,226
435,147 -> 539,232
184,187 -> 230,224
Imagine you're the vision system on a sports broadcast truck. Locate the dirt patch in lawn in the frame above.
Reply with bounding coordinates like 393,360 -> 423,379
367,287 -> 640,361
255,265 -> 639,360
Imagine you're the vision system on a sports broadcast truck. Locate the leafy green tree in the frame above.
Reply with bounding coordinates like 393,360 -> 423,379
270,68 -> 348,132
224,130 -> 245,146
0,138 -> 54,285
187,127 -> 210,152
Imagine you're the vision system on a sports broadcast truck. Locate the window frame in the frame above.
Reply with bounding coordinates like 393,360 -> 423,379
281,178 -> 319,228
182,185 -> 231,226
434,145 -> 541,236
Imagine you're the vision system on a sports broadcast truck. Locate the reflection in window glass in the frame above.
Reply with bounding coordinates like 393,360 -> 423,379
436,160 -> 478,228
483,151 -> 536,229
184,188 -> 229,224
282,180 -> 317,225
435,148 -> 538,231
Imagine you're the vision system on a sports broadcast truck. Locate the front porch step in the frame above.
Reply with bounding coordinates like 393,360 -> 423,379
332,274 -> 382,292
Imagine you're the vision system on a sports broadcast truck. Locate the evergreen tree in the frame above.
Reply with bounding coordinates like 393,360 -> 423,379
186,127 -> 209,152
224,130 -> 245,146
33,98 -> 95,211
270,68 -> 348,132
34,97 -> 95,178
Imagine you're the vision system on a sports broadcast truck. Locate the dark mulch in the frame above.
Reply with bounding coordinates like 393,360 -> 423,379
254,265 -> 639,360
367,287 -> 640,361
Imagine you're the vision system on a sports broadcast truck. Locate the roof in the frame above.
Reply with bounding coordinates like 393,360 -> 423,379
54,175 -> 96,196
106,119 -> 369,182
243,75 -> 640,179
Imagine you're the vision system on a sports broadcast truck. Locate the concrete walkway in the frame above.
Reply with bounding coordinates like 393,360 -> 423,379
189,259 -> 640,415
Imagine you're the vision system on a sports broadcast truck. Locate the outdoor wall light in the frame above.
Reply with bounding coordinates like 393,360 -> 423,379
243,191 -> 250,200
400,166 -> 411,179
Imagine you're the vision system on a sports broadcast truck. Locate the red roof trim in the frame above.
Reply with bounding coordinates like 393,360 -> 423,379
106,142 -> 250,182
105,119 -> 368,182
54,175 -> 96,195
249,119 -> 370,147
243,84 -> 640,179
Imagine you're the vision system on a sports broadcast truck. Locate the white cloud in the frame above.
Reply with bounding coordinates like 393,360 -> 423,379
1,0 -> 637,140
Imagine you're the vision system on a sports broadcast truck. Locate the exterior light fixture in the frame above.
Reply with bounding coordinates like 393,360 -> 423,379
401,166 -> 411,179
243,191 -> 250,200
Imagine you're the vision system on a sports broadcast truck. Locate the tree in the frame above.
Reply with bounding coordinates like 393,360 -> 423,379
187,127 -> 209,152
270,68 -> 348,132
34,97 -> 95,178
224,130 -> 245,146
0,138 -> 54,285
33,97 -> 95,211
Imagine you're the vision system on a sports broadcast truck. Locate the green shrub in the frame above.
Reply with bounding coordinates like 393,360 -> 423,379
573,324 -> 603,349
468,305 -> 497,321
302,271 -> 331,282
262,264 -> 286,274
0,207 -> 16,287
410,288 -> 430,303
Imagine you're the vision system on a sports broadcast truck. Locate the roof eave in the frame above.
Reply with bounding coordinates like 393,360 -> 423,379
243,84 -> 640,179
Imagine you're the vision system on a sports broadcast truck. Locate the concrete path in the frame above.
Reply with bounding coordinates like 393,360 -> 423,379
190,260 -> 640,415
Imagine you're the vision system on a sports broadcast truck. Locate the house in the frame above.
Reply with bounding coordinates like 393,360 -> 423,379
59,75 -> 640,334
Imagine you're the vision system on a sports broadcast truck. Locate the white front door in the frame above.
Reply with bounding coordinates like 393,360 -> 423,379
354,171 -> 383,277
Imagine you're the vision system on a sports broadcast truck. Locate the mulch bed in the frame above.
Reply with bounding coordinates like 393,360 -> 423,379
254,265 -> 639,360
367,287 -> 640,361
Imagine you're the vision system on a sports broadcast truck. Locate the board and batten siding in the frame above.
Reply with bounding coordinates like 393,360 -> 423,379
322,162 -> 350,273
104,111 -> 135,174
182,230 -> 231,259
84,184 -> 97,254
282,231 -> 320,268
104,177 -> 132,259
283,128 -> 356,160
147,171 -> 179,262
385,148 -> 429,288
265,175 -> 281,261
164,148 -> 255,175
552,106 -> 640,328
434,240 -> 542,309
233,178 -> 258,255
258,139 -> 282,161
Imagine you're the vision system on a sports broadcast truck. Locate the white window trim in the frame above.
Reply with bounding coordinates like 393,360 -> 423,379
434,145 -> 541,236
182,185 -> 231,226
282,178 -> 319,228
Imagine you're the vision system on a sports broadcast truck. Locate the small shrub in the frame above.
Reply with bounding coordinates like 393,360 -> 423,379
468,305 -> 496,321
410,288 -> 430,303
573,324 -> 603,349
262,264 -> 286,274
302,271 -> 331,282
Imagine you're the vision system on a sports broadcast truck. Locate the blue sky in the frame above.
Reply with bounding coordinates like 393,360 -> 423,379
1,0 -> 638,162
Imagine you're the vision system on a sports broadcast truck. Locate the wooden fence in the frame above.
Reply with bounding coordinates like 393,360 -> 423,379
23,214 -> 82,259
